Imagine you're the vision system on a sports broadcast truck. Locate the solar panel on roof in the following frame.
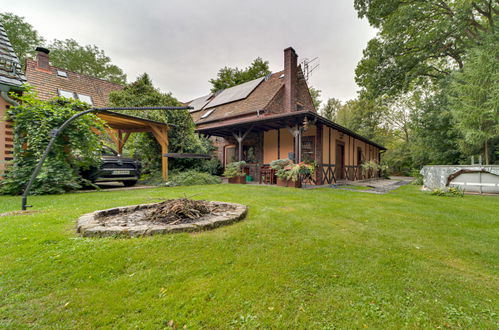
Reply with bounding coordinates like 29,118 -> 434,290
204,77 -> 264,109
189,93 -> 213,112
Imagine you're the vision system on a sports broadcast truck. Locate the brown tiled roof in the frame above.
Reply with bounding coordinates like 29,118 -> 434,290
24,59 -> 123,107
190,70 -> 284,124
0,23 -> 25,89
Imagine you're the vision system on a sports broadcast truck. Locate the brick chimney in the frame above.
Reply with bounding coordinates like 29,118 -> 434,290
283,47 -> 298,112
35,47 -> 50,70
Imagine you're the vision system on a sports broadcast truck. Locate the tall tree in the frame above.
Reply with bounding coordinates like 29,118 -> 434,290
449,33 -> 499,164
49,39 -> 126,84
354,0 -> 497,98
209,57 -> 271,92
0,13 -> 44,67
108,74 -> 203,173
308,87 -> 322,110
320,97 -> 342,121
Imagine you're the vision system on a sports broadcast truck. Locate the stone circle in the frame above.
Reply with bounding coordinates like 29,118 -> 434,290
77,201 -> 248,237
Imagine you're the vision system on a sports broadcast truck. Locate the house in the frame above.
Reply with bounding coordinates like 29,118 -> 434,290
189,47 -> 386,184
25,47 -> 124,108
2,45 -> 171,180
0,23 -> 25,175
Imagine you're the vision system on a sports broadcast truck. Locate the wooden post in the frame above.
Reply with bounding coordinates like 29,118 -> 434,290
232,126 -> 253,162
150,125 -> 169,181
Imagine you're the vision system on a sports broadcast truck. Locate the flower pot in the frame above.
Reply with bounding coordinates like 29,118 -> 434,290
228,176 -> 246,184
276,177 -> 288,187
276,177 -> 301,188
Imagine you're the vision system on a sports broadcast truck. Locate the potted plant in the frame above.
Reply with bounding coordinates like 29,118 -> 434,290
270,159 -> 293,187
223,161 -> 247,184
270,159 -> 314,188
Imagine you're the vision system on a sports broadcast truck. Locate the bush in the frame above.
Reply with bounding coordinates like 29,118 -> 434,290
410,168 -> 424,185
169,171 -> 222,186
1,90 -> 104,195
223,161 -> 246,178
430,187 -> 464,197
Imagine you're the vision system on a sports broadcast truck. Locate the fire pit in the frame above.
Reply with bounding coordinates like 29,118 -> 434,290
77,199 -> 248,237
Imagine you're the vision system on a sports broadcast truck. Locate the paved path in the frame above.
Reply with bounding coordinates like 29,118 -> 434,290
307,177 -> 413,194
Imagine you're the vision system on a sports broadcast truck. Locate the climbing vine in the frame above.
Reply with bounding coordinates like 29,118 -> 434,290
1,88 -> 105,195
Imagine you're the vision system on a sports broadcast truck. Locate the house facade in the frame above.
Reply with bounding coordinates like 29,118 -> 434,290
189,47 -> 385,184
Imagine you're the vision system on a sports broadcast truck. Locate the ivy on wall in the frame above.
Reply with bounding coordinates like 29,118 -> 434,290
1,88 -> 105,195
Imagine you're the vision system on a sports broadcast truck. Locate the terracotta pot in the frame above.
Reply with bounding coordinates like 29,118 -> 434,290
276,177 -> 301,188
276,177 -> 288,187
228,176 -> 246,184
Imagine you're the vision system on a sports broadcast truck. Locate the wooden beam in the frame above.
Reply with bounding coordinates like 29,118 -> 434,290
150,124 -> 169,181
231,125 -> 253,161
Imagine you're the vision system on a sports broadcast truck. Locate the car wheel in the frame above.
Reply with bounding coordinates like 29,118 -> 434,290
123,180 -> 138,187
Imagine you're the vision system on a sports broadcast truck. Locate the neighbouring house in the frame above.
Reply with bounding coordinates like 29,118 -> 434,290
188,47 -> 386,184
1,43 -> 171,180
0,23 -> 25,175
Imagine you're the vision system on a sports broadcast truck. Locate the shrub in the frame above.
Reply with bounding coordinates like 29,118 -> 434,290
430,187 -> 464,197
1,90 -> 104,195
169,171 -> 221,186
223,161 -> 246,178
270,159 -> 293,179
410,168 -> 424,185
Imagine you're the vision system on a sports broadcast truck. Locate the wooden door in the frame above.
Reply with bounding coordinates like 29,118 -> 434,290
336,142 -> 345,180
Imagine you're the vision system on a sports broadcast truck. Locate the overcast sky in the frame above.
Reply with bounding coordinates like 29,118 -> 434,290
5,0 -> 376,104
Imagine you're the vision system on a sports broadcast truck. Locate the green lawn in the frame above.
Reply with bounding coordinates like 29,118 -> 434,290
0,184 -> 497,328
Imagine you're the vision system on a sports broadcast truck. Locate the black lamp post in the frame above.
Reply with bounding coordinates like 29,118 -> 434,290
21,106 -> 192,210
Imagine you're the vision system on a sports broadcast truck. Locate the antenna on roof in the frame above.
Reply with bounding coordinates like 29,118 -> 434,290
300,57 -> 319,82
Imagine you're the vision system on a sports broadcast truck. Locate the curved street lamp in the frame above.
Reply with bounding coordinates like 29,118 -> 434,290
21,106 -> 192,210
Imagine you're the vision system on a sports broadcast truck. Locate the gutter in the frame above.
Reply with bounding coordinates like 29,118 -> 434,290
0,88 -> 20,107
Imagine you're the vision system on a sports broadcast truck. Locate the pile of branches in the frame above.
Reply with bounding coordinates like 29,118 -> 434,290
147,198 -> 212,224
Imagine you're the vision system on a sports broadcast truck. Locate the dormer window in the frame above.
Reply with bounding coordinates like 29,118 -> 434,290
58,89 -> 75,99
57,70 -> 68,78
77,94 -> 93,105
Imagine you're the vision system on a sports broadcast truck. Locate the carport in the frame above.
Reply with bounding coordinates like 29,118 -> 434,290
96,110 -> 170,180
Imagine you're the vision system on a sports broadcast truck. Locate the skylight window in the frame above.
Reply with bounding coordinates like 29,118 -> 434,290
58,89 -> 75,99
200,109 -> 215,119
57,70 -> 68,78
77,94 -> 93,105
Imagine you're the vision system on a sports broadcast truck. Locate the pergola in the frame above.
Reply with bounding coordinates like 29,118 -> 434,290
96,110 -> 170,180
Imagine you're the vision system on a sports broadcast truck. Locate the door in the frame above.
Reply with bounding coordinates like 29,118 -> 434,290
224,145 -> 236,166
336,142 -> 345,180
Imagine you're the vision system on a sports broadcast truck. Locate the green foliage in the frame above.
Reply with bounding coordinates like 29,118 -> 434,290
410,169 -> 424,185
209,57 -> 271,92
169,170 -> 222,186
431,187 -> 464,197
108,74 -> 210,175
49,39 -> 127,85
308,87 -> 322,110
270,159 -> 314,181
354,0 -> 497,98
0,12 -> 45,67
270,158 -> 293,179
223,161 -> 246,178
320,97 -> 342,121
449,33 -> 499,164
1,89 -> 104,195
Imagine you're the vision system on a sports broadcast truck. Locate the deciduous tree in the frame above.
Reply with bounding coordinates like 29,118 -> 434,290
209,57 -> 271,92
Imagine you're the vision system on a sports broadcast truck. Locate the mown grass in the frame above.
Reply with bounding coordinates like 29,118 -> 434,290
0,184 -> 497,328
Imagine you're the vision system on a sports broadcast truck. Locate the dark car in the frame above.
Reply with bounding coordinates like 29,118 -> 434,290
82,146 -> 141,186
